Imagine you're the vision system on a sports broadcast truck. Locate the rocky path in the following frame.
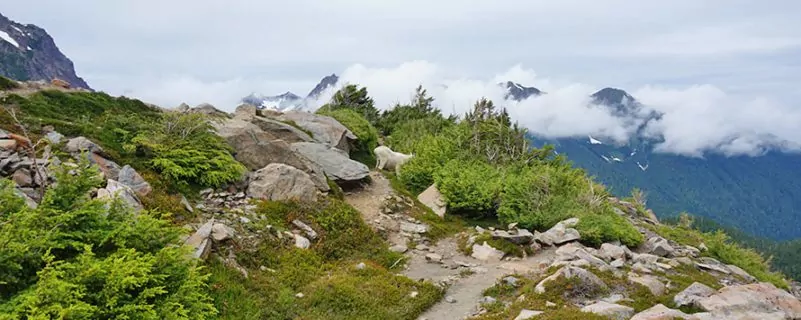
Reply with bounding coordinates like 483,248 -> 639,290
343,171 -> 557,320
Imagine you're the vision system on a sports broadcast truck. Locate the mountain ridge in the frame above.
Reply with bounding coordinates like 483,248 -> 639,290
0,12 -> 90,89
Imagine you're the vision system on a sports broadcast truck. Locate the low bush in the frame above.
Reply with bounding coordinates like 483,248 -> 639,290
576,213 -> 645,247
434,160 -> 503,218
0,160 -> 216,318
0,76 -> 19,90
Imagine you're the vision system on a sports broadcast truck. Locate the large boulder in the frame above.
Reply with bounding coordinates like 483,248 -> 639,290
471,242 -> 505,261
696,282 -> 801,319
581,301 -> 635,320
65,136 -> 105,156
290,142 -> 369,182
214,119 -> 328,191
277,111 -> 357,152
247,163 -> 319,202
491,229 -> 535,245
628,273 -> 666,296
647,236 -> 676,257
249,116 -> 314,142
118,165 -> 152,196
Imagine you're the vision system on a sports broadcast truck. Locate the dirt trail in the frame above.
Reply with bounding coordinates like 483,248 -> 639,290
343,171 -> 557,320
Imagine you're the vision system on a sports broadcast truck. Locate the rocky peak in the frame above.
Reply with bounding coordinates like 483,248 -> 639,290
503,81 -> 542,101
0,12 -> 90,89
306,73 -> 339,99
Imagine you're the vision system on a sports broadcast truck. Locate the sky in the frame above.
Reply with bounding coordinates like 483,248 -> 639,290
3,0 -> 801,156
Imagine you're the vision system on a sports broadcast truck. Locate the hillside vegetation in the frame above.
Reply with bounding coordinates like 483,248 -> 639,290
1,77 -> 796,319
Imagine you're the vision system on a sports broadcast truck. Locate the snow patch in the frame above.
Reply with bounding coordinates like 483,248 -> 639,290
0,31 -> 20,48
26,46 -> 31,51
637,161 -> 649,171
601,155 -> 610,162
588,135 -> 603,145
612,157 -> 623,162
11,26 -> 23,34
630,150 -> 637,156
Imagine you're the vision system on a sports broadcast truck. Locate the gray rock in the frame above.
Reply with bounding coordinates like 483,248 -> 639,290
45,131 -> 64,144
492,229 -> 535,245
599,243 -> 627,262
425,253 -> 443,263
293,234 -> 311,249
611,259 -> 625,268
211,223 -> 235,241
65,137 -> 104,155
480,296 -> 497,304
189,103 -> 230,117
514,309 -> 543,320
277,111 -> 357,152
726,264 -> 757,283
118,165 -> 151,196
82,153 -> 121,180
290,142 -> 369,182
417,184 -> 446,218
630,304 -> 698,320
180,195 -> 194,213
628,273 -> 666,296
674,282 -> 716,308
503,276 -> 520,286
400,221 -> 429,234
535,266 -> 608,294
184,220 -> 215,259
648,236 -> 676,257
581,301 -> 635,320
471,242 -> 505,261
13,188 -> 38,209
355,262 -> 366,270
389,244 -> 408,253
534,218 -> 581,246
292,220 -> 318,240
12,168 -> 32,187
696,257 -> 731,275
214,119 -> 328,191
445,296 -> 456,303
247,163 -> 319,202
697,282 -> 801,319
0,128 -> 8,139
97,179 -> 143,212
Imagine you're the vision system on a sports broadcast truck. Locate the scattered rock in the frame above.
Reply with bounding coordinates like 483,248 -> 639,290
290,142 -> 370,182
400,221 -> 429,234
503,276 -> 520,287
514,309 -> 544,320
181,195 -> 194,213
581,301 -> 635,320
247,163 -> 319,202
492,229 -> 535,245
210,223 -> 235,241
64,136 -> 104,155
480,296 -> 497,304
0,139 -> 17,151
630,304 -> 699,320
471,242 -> 505,261
534,218 -> 581,246
355,262 -> 366,270
409,291 -> 419,298
674,282 -> 716,308
599,243 -> 627,261
97,179 -> 143,212
611,259 -> 625,269
696,257 -> 731,275
293,234 -> 311,249
184,220 -> 214,259
726,264 -> 757,283
389,244 -> 408,253
628,273 -> 666,296
11,168 -> 32,187
445,296 -> 456,303
118,165 -> 151,196
535,266 -> 608,295
417,184 -> 446,218
425,253 -> 443,263
295,293 -> 304,298
292,219 -> 318,240
647,236 -> 676,257
45,131 -> 65,144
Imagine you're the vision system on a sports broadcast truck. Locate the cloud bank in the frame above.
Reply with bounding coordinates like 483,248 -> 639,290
303,62 -> 801,157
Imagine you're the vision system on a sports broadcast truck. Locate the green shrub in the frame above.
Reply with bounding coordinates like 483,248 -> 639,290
0,76 -> 19,90
317,108 -> 379,167
575,213 -> 645,247
385,116 -> 455,154
318,84 -> 380,124
702,230 -> 787,288
132,112 -> 246,188
0,160 -> 216,318
434,160 -> 503,218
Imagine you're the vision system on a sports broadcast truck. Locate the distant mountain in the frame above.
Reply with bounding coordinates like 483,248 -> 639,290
307,74 -> 339,99
0,12 -> 90,89
504,81 -> 542,101
523,87 -> 801,241
241,91 -> 303,111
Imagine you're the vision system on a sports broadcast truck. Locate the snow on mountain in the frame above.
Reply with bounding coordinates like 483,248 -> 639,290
0,30 -> 19,48
588,135 -> 603,145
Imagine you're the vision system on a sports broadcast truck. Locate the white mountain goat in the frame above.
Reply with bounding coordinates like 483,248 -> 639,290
374,146 -> 414,175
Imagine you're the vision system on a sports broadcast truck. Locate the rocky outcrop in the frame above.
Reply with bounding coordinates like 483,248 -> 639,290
674,282 -> 716,308
631,304 -> 698,320
580,301 -> 635,320
214,118 -> 328,191
696,282 -> 801,319
118,165 -> 151,196
0,13 -> 90,89
534,266 -> 607,294
97,179 -> 143,212
290,142 -> 369,182
277,111 -> 356,152
247,163 -> 319,202
188,103 -> 230,118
